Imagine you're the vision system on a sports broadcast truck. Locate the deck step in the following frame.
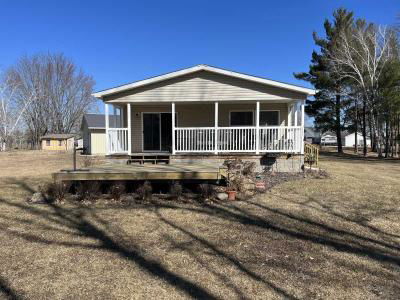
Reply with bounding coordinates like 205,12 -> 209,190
127,154 -> 170,165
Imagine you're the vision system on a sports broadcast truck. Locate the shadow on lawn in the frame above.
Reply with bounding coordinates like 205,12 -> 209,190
0,179 -> 399,299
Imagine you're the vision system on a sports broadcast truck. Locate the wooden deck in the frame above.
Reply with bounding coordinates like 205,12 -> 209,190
53,162 -> 227,181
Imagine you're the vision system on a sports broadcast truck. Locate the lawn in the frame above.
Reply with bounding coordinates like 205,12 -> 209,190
0,150 -> 399,299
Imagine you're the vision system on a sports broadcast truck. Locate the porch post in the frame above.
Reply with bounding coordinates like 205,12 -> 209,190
294,102 -> 298,127
172,102 -> 176,155
301,100 -> 305,154
127,103 -> 132,155
256,101 -> 260,154
214,102 -> 218,155
105,103 -> 109,155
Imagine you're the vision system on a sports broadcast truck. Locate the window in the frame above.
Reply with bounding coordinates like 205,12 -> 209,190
230,111 -> 254,126
46,140 -> 50,146
260,111 -> 280,126
58,140 -> 62,146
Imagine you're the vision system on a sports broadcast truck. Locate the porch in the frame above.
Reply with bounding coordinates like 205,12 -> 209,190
105,101 -> 305,155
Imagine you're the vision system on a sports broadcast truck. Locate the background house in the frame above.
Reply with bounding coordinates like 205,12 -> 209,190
304,127 -> 321,144
320,131 -> 348,146
81,114 -> 119,155
40,134 -> 75,151
344,132 -> 371,148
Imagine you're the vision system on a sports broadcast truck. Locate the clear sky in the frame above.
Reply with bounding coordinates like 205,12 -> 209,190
0,0 -> 398,105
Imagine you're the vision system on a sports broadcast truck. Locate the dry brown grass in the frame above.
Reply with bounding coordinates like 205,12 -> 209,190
0,150 -> 399,299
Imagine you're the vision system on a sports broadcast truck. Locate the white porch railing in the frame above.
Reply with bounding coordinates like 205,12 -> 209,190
107,128 -> 129,154
175,127 -> 215,152
174,126 -> 302,153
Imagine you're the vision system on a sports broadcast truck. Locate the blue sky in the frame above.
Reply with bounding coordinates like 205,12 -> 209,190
0,0 -> 398,110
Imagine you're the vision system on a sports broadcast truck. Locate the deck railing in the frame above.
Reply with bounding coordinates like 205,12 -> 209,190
174,126 -> 302,153
107,128 -> 129,154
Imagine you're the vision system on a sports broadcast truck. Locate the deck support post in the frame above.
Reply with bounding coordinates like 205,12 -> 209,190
105,103 -> 109,155
256,101 -> 260,154
214,102 -> 218,155
127,103 -> 131,155
301,100 -> 305,154
172,102 -> 176,155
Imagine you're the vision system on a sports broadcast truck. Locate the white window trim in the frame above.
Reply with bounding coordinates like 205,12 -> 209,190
260,110 -> 281,126
229,110 -> 255,126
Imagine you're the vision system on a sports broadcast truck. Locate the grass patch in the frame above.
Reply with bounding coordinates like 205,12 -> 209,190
0,150 -> 399,299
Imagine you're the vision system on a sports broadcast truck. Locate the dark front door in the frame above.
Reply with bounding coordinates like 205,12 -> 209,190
143,113 -> 173,152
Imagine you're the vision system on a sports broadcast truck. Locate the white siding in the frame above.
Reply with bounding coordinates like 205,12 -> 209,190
105,71 -> 306,103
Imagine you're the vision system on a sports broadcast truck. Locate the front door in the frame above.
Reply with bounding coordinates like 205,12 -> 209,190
143,113 -> 173,152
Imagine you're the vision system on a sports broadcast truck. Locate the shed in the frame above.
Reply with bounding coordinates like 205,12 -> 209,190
40,134 -> 75,151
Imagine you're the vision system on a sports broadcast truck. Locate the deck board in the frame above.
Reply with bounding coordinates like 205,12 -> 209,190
53,162 -> 226,181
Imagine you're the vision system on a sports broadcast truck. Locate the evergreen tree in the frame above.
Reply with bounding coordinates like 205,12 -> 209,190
295,8 -> 354,153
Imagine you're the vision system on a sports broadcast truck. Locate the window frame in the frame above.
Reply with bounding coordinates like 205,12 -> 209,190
46,139 -> 50,146
229,110 -> 254,127
259,110 -> 280,126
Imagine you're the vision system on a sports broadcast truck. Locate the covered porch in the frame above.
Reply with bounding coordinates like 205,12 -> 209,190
105,100 -> 305,156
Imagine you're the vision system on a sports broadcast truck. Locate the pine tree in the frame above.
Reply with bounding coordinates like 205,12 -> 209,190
295,8 -> 354,153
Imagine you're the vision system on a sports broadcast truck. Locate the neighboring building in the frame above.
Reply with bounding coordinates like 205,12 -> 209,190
344,132 -> 371,148
40,134 -> 75,151
321,130 -> 348,146
304,127 -> 321,144
81,114 -> 120,155
92,65 -> 316,170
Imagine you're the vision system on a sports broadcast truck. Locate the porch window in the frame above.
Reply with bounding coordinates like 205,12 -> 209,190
58,140 -> 62,146
46,140 -> 50,146
260,111 -> 280,126
230,111 -> 254,126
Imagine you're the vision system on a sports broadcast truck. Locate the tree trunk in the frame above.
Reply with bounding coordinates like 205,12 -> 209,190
354,97 -> 358,154
335,94 -> 343,153
362,99 -> 367,156
385,116 -> 390,158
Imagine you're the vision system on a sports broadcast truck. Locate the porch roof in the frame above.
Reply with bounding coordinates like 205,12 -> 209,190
93,65 -> 316,99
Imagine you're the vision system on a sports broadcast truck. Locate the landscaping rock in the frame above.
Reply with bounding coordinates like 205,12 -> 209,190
30,192 -> 46,204
216,192 -> 228,201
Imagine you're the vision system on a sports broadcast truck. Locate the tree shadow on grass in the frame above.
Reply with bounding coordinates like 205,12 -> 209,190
1,178 -> 400,298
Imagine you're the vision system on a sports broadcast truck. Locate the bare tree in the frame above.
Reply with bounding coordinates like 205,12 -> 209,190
0,75 -> 36,150
7,53 -> 96,147
328,22 -> 396,156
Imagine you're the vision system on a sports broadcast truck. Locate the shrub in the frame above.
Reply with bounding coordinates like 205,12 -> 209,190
242,161 -> 256,176
39,181 -> 71,202
198,183 -> 215,199
227,175 -> 245,192
76,181 -> 102,201
170,181 -> 183,200
136,181 -> 152,200
109,181 -> 126,200
81,156 -> 94,168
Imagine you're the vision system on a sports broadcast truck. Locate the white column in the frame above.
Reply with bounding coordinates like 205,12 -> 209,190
214,102 -> 218,155
301,100 -> 305,154
105,103 -> 109,155
127,103 -> 132,155
256,101 -> 260,154
172,102 -> 176,155
294,102 -> 298,127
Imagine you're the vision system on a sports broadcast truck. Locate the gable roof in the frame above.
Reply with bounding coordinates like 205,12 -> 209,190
40,134 -> 75,140
92,64 -> 316,98
82,114 -> 119,129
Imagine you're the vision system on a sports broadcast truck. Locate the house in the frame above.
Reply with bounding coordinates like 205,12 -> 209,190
344,132 -> 371,148
304,127 -> 321,144
81,114 -> 120,155
40,134 -> 75,151
321,130 -> 348,146
92,65 -> 315,171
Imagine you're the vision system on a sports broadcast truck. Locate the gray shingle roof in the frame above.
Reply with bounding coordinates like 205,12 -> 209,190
40,134 -> 75,140
83,114 -> 119,128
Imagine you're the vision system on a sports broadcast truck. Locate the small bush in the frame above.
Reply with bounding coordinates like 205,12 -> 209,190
242,161 -> 256,176
227,175 -> 245,192
39,181 -> 71,202
170,181 -> 183,200
76,181 -> 102,201
136,181 -> 152,200
198,183 -> 215,199
109,181 -> 126,200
